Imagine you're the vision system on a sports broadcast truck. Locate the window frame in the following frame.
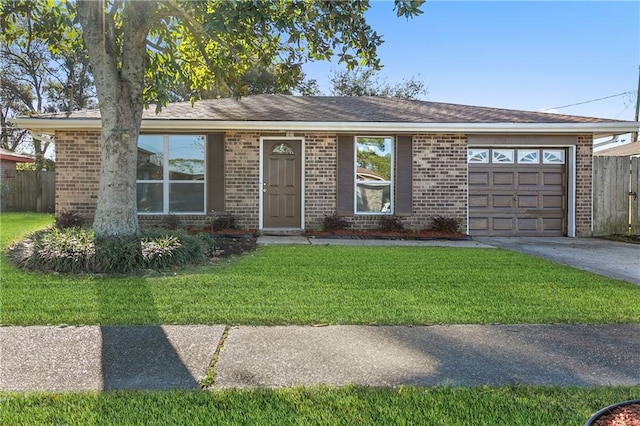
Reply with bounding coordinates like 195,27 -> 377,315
353,135 -> 394,215
137,134 -> 207,215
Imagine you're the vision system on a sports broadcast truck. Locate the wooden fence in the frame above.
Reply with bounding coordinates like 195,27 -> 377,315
1,170 -> 55,213
593,156 -> 640,236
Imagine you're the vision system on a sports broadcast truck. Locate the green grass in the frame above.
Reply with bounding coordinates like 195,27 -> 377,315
2,214 -> 638,424
1,385 -> 639,425
2,213 -> 639,325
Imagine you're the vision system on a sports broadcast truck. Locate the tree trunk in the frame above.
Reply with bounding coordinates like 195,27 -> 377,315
77,1 -> 151,237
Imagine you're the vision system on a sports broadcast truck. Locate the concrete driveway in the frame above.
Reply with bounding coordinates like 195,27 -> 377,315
474,237 -> 640,285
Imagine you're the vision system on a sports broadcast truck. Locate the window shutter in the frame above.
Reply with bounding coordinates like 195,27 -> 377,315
395,135 -> 413,216
207,133 -> 225,213
336,135 -> 354,215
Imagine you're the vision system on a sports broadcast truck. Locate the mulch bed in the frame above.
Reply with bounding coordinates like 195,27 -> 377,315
589,401 -> 640,426
186,227 -> 259,257
187,227 -> 471,256
305,229 -> 471,240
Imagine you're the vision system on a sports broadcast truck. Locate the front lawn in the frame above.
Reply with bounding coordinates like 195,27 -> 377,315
2,386 -> 639,425
2,213 -> 639,326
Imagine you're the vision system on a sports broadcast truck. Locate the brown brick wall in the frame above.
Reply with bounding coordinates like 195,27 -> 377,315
303,133 -> 338,229
576,134 -> 593,236
303,133 -> 468,231
53,129 -> 590,236
223,132 -> 261,229
409,134 -> 468,230
54,130 -> 101,221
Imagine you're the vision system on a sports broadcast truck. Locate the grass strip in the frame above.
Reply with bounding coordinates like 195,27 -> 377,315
1,385 -> 639,425
2,213 -> 639,325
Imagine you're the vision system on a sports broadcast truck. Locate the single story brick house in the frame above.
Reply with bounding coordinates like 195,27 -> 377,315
12,95 -> 639,236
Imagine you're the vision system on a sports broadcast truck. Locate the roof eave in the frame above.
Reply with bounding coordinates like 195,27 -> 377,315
11,118 -> 639,138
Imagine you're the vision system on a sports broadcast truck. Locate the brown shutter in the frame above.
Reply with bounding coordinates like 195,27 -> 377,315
336,135 -> 354,215
395,135 -> 413,216
207,133 -> 225,213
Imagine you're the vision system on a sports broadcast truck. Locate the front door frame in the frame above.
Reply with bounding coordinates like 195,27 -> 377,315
259,136 -> 305,230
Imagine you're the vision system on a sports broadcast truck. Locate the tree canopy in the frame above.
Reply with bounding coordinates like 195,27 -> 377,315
1,0 -> 425,237
1,0 -> 96,170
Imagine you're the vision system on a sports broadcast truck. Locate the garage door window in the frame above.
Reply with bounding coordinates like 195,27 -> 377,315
492,149 -> 514,163
543,150 -> 565,164
517,149 -> 539,164
468,149 -> 489,163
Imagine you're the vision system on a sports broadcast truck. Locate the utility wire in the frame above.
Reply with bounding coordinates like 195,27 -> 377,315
541,91 -> 634,111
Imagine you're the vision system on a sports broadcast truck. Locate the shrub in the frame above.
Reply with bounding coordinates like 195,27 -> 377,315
9,228 -> 214,274
160,214 -> 181,231
22,227 -> 95,273
377,215 -> 406,232
321,215 -> 351,232
211,213 -> 238,231
430,216 -> 461,234
55,211 -> 84,229
93,235 -> 144,274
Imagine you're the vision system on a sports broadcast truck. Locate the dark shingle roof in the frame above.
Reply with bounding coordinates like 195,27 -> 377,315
41,95 -> 622,124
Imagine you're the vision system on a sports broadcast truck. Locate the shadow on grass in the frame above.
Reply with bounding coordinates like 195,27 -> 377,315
96,278 -> 199,390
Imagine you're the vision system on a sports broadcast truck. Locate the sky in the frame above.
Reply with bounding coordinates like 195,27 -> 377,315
302,1 -> 640,124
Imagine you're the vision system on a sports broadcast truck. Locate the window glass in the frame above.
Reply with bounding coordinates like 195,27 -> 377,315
271,143 -> 295,155
355,137 -> 393,214
137,135 -> 164,180
137,183 -> 163,213
136,135 -> 206,214
518,149 -> 539,164
492,149 -> 514,163
168,135 -> 205,180
467,149 -> 489,163
543,149 -> 565,164
170,183 -> 205,212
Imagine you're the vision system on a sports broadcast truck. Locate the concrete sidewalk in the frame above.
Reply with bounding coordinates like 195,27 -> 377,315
2,325 -> 639,391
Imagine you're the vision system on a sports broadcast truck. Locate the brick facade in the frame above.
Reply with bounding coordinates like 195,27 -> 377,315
53,129 -> 591,236
54,131 -> 101,219
223,132 -> 261,229
409,134 -> 468,230
575,134 -> 593,237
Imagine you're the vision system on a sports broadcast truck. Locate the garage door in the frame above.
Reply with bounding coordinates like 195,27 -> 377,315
468,148 -> 567,236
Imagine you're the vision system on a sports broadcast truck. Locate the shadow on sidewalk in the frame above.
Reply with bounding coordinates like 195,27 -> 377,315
97,279 -> 199,390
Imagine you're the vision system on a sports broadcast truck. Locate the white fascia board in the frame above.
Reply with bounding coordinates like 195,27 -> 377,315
11,117 -> 640,136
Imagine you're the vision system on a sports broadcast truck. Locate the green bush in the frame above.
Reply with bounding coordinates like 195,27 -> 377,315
377,215 -> 406,232
9,227 -> 214,274
55,211 -> 84,229
430,216 -> 461,233
211,213 -> 238,231
321,215 -> 351,232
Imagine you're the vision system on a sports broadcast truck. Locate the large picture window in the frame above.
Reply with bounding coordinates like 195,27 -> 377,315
355,136 -> 393,214
137,134 -> 205,214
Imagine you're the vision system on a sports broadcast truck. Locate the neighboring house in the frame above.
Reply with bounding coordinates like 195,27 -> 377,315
593,141 -> 640,157
12,95 -> 639,237
0,148 -> 35,212
0,148 -> 34,182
